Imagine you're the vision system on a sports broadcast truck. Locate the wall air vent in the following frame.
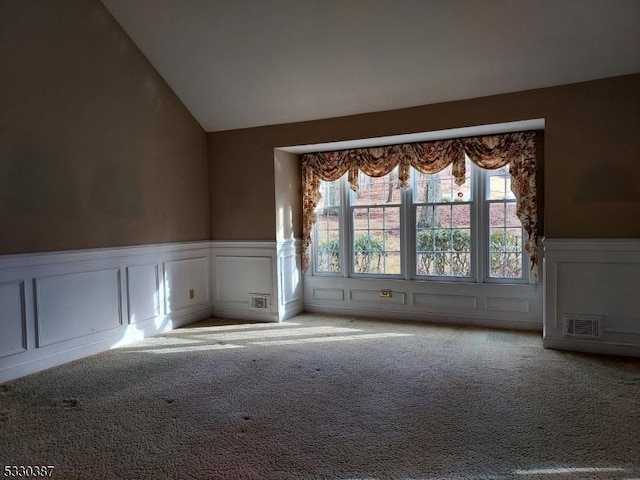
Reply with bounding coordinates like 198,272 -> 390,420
249,293 -> 270,311
563,314 -> 605,339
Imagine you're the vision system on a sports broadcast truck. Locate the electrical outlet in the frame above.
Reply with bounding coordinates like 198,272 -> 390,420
189,289 -> 195,300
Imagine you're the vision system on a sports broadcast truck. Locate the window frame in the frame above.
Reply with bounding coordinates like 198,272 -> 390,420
348,169 -> 405,279
311,163 -> 530,284
481,166 -> 529,284
410,160 -> 477,282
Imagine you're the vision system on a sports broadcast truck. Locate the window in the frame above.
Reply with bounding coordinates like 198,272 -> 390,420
486,165 -> 525,280
352,168 -> 402,275
414,159 -> 473,278
312,158 -> 528,283
314,180 -> 341,273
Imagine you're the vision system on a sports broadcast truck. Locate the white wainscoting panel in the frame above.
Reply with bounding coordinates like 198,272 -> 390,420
277,239 -> 303,321
211,241 -> 279,322
0,241 -> 214,383
414,292 -> 477,310
304,276 -> 543,330
164,257 -> 210,313
35,269 -> 122,347
544,239 -> 640,357
485,296 -> 530,313
0,281 -> 26,358
216,257 -> 272,303
312,288 -> 345,302
350,289 -> 406,306
127,264 -> 160,324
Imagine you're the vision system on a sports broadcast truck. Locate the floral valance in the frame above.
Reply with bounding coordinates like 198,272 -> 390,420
301,131 -> 539,280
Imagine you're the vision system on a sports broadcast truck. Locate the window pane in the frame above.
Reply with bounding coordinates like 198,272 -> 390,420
385,251 -> 401,275
489,202 -> 521,228
353,168 -> 400,205
488,165 -> 515,200
352,205 -> 401,275
413,161 -> 473,278
415,225 -> 471,277
315,179 -> 341,273
414,158 -> 472,203
353,208 -> 369,230
488,227 -> 523,279
317,179 -> 341,208
451,204 -> 471,228
489,198 -> 523,279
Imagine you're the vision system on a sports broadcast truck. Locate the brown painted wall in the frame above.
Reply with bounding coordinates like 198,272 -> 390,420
0,0 -> 209,254
208,74 -> 640,240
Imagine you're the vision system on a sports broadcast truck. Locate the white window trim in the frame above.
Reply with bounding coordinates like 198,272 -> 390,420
312,165 -> 530,284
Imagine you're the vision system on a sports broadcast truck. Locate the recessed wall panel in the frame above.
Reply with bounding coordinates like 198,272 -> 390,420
414,293 -> 477,310
312,288 -> 345,302
556,261 -> 640,332
485,297 -> 531,313
0,282 -> 26,357
350,289 -> 406,305
35,269 -> 121,347
127,264 -> 159,323
215,256 -> 273,305
280,254 -> 302,305
164,257 -> 209,312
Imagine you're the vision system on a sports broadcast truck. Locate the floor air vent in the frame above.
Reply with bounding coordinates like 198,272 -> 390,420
249,294 -> 270,311
563,314 -> 604,339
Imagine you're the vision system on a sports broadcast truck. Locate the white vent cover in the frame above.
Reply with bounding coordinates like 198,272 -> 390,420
563,314 -> 605,339
249,293 -> 270,311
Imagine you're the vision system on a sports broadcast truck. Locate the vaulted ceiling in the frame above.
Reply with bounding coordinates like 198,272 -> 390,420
101,0 -> 640,132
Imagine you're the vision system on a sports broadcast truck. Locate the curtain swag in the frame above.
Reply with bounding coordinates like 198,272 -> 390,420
301,131 -> 539,280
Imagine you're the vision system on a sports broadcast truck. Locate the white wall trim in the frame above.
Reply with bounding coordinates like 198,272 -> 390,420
304,275 -> 543,331
210,240 -> 280,322
304,304 -> 541,331
0,241 -> 212,270
543,238 -> 640,356
5,236 -> 638,381
0,241 -> 215,383
276,239 -> 303,321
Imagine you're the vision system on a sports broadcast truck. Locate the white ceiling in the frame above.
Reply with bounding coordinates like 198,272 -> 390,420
101,0 -> 640,132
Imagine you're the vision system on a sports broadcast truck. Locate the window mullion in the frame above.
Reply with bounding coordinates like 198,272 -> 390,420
402,174 -> 412,280
475,164 -> 485,283
341,176 -> 351,278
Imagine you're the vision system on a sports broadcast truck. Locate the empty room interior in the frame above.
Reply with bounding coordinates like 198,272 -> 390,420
1,0 -> 640,478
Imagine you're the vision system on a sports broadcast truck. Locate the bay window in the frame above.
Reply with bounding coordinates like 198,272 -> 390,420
312,156 -> 529,283
303,131 -> 539,284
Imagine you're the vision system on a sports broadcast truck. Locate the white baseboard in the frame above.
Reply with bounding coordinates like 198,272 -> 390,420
0,242 -> 215,383
543,338 -> 640,358
543,238 -> 640,356
212,307 -> 279,323
304,304 -> 542,331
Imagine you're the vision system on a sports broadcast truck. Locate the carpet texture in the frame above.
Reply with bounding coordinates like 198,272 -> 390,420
1,314 -> 640,480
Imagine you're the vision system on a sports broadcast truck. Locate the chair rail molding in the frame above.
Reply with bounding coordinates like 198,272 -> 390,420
543,238 -> 640,357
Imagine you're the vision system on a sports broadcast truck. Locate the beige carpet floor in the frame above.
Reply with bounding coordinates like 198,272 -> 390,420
1,313 -> 640,480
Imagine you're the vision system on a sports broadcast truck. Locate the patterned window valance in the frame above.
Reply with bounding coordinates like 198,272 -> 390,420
301,131 -> 539,280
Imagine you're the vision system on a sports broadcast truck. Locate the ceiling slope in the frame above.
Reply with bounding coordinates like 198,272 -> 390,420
102,0 -> 640,132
